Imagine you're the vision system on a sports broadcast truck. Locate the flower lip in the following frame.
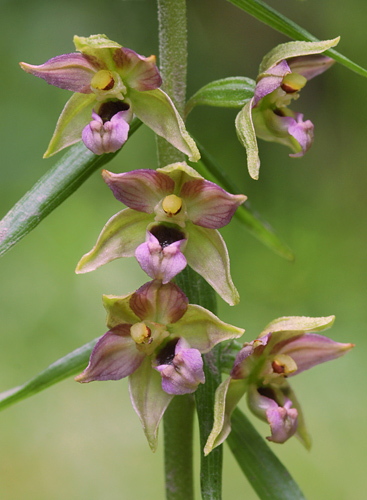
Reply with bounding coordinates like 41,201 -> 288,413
97,100 -> 130,122
149,224 -> 186,248
154,338 -> 179,366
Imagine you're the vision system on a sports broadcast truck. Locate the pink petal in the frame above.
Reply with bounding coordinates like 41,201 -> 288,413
20,53 -> 97,93
113,48 -> 162,91
102,169 -> 174,213
75,324 -> 145,382
181,179 -> 246,229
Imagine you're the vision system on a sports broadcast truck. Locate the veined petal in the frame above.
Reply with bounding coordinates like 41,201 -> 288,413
235,98 -> 260,180
170,304 -> 244,352
278,333 -> 354,376
103,293 -> 141,329
75,324 -> 145,382
20,53 -> 97,93
204,377 -> 247,455
288,54 -> 336,81
102,169 -> 174,213
130,280 -> 188,324
113,48 -> 162,90
129,88 -> 200,162
185,224 -> 239,306
129,357 -> 174,451
259,38 -> 340,75
76,208 -> 152,273
44,93 -> 96,157
253,59 -> 291,106
157,162 -> 203,192
180,179 -> 246,229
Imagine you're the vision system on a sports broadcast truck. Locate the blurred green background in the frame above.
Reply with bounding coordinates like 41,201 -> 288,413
0,0 -> 366,498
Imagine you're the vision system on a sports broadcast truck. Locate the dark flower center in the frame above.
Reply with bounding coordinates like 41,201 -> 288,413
155,338 -> 180,365
150,224 -> 186,248
98,101 -> 130,123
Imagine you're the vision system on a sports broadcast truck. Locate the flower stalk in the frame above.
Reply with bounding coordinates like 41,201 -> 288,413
157,1 -> 223,498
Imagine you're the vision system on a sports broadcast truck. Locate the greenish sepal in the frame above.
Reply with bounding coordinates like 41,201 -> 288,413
73,34 -> 121,69
259,38 -> 340,74
261,315 -> 335,337
170,304 -> 244,352
185,76 -> 256,117
129,357 -> 173,452
204,377 -> 247,455
184,223 -> 240,306
157,161 -> 203,191
129,88 -> 200,162
75,208 -> 153,273
102,293 -> 141,328
235,98 -> 260,179
44,93 -> 96,157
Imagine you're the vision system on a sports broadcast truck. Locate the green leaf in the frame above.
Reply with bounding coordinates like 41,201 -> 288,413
228,408 -> 307,500
0,339 -> 98,411
189,140 -> 294,261
0,119 -> 142,258
226,0 -> 367,79
185,77 -> 256,117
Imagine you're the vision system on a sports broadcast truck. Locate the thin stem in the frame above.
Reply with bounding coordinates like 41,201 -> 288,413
156,0 -> 187,166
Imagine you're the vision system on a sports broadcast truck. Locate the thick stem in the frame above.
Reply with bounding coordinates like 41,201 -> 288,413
156,0 -> 187,166
163,395 -> 195,500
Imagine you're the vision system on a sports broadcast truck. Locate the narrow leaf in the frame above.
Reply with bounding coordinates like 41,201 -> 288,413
228,408 -> 307,500
185,77 -> 256,117
0,339 -> 98,411
227,0 -> 367,79
189,140 -> 294,261
0,119 -> 142,258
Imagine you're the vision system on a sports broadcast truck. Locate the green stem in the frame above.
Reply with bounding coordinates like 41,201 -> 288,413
163,395 -> 195,500
156,0 -> 187,166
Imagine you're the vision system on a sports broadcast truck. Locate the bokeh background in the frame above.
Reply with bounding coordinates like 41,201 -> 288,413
0,0 -> 366,498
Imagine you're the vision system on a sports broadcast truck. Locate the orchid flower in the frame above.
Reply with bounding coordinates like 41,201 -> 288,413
204,315 -> 354,455
75,279 -> 244,450
20,34 -> 199,160
236,38 -> 340,179
76,162 -> 246,306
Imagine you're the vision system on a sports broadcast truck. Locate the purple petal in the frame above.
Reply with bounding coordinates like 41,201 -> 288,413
102,169 -> 174,213
75,324 -> 145,383
253,60 -> 291,106
154,338 -> 205,395
129,280 -> 188,324
247,385 -> 298,444
82,109 -> 130,154
113,48 -> 162,91
278,333 -> 354,376
288,113 -> 314,157
20,53 -> 97,93
135,230 -> 187,283
287,54 -> 335,81
180,179 -> 246,229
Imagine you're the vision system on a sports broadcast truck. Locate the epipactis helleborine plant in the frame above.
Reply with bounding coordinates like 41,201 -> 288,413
204,315 -> 353,455
75,279 -> 244,451
20,34 -> 199,160
76,162 -> 246,306
236,37 -> 340,179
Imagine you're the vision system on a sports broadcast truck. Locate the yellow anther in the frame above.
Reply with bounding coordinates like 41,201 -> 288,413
272,354 -> 297,375
162,194 -> 183,216
91,70 -> 115,91
130,322 -> 151,345
281,73 -> 307,93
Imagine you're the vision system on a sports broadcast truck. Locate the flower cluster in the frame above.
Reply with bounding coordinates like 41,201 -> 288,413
20,34 -> 199,161
235,38 -> 340,179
